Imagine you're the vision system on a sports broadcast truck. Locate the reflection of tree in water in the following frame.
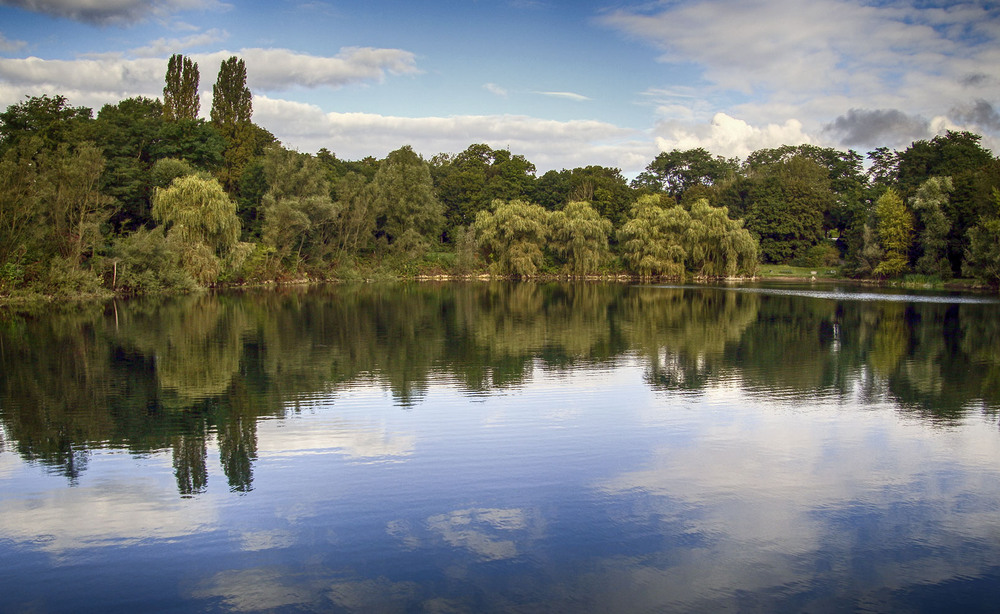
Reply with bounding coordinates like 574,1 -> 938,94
623,287 -> 760,391
1,283 -> 998,493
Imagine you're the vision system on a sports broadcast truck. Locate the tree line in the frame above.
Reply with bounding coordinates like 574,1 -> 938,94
1,53 -> 999,296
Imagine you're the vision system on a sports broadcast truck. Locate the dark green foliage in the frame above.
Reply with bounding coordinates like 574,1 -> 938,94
373,146 -> 444,256
432,144 -> 536,235
0,95 -> 93,153
163,54 -> 200,121
632,147 -> 738,201
110,227 -> 197,293
963,188 -> 1000,287
534,165 -> 634,228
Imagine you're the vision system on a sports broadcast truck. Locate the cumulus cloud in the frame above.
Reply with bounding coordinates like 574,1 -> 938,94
0,0 -> 229,26
823,108 -> 931,149
654,112 -> 813,160
602,0 -> 1000,154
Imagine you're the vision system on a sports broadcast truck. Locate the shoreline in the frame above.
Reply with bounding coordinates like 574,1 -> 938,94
1,272 -> 992,310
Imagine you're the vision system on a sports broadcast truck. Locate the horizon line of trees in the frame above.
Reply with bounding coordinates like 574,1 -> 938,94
2,53 -> 1000,296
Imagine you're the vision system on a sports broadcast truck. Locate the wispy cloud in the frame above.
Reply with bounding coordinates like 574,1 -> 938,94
130,28 -> 228,57
483,82 -> 508,97
0,31 -> 26,52
534,91 -> 591,102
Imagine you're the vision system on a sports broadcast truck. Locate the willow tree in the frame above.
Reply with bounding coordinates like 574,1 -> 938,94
163,54 -> 200,121
685,199 -> 759,278
549,200 -> 612,276
618,195 -> 688,278
152,174 -> 241,283
473,199 -> 550,277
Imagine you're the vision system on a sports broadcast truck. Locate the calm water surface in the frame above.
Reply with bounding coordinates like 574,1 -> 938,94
1,282 -> 999,613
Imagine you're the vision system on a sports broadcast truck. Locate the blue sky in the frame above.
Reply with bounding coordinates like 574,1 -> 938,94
0,0 -> 997,176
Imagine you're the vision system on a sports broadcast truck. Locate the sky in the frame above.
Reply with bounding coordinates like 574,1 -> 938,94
0,0 -> 998,177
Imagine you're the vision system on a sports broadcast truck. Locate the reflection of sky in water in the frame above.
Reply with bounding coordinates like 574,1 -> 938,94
3,362 -> 1000,611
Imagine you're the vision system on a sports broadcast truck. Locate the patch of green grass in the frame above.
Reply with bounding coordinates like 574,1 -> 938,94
758,264 -> 841,278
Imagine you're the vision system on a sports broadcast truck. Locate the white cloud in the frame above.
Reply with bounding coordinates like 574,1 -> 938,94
0,0 -> 230,26
483,82 -> 508,97
654,112 -> 813,160
130,27 -> 228,57
534,90 -> 591,102
0,46 -> 419,107
254,95 -> 652,173
602,0 -> 1000,152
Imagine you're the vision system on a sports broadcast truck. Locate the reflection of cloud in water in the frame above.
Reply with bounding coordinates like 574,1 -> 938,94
191,567 -> 328,612
391,507 -> 541,562
238,529 -> 297,552
0,476 -> 217,553
595,395 -> 1000,609
255,417 -> 415,461
328,577 -> 422,612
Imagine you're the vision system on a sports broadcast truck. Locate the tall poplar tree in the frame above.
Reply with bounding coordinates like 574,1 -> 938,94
162,54 -> 200,121
211,56 -> 254,193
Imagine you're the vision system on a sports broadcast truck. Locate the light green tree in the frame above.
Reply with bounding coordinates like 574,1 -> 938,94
685,199 -> 759,278
473,199 -> 550,277
163,54 -> 200,121
549,200 -> 612,276
873,188 -> 913,278
618,194 -> 688,278
152,174 -> 242,284
910,176 -> 953,279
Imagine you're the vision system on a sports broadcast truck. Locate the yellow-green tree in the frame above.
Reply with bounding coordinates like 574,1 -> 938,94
549,201 -> 612,276
618,194 -> 688,278
473,199 -> 550,277
873,188 -> 913,278
152,175 -> 241,284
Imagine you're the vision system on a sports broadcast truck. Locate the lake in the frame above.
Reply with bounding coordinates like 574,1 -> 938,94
1,281 -> 999,613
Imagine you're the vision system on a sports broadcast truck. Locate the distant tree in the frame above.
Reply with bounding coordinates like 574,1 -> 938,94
549,201 -> 612,276
742,155 -> 833,263
372,146 -> 444,256
473,199 -> 549,277
163,54 -> 200,121
632,148 -> 738,201
260,145 -> 339,268
0,137 -> 42,267
872,188 -> 913,278
684,199 -> 759,278
36,142 -> 115,267
0,94 -> 93,153
963,188 -> 1000,287
910,177 -> 953,279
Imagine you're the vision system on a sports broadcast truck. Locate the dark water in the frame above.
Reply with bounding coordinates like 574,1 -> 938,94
1,282 -> 999,613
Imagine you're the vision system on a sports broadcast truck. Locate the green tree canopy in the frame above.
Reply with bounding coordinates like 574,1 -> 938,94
910,177 -> 953,279
872,188 -> 913,278
632,148 -> 739,201
373,146 -> 445,256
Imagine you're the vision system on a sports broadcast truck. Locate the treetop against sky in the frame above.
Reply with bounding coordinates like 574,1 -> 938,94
0,0 -> 997,176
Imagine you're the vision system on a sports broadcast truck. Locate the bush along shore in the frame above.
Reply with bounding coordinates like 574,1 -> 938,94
2,54 -> 1000,302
